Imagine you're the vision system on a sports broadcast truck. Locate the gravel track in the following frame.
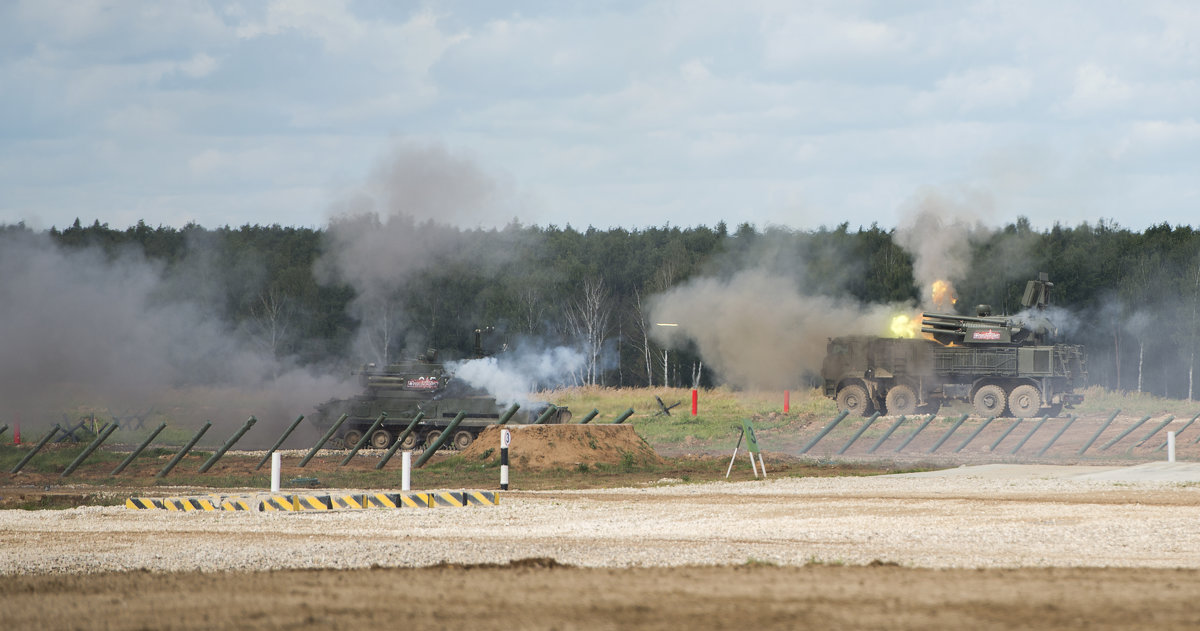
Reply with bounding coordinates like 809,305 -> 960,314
5,470 -> 1200,575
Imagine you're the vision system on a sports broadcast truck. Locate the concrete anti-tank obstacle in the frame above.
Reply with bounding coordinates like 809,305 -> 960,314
299,413 -> 348,468
156,421 -> 211,478
10,426 -> 61,474
340,413 -> 386,466
255,415 -> 305,471
1159,412 -> 1200,451
1037,416 -> 1078,457
61,422 -> 119,477
414,411 -> 467,468
199,416 -> 257,473
928,414 -> 969,453
1133,416 -> 1175,449
894,414 -> 936,453
1099,415 -> 1152,451
868,416 -> 908,454
1009,415 -> 1050,455
1078,410 -> 1121,455
497,403 -> 521,425
988,419 -> 1023,451
111,422 -> 167,476
837,413 -> 879,455
377,413 -> 424,470
800,410 -> 850,454
955,416 -> 996,453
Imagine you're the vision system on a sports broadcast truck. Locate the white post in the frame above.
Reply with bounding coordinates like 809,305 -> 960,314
401,451 -> 411,491
270,452 -> 281,493
1168,431 -> 1176,463
748,450 -> 759,478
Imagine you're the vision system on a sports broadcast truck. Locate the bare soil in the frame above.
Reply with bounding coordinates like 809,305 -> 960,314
3,562 -> 1199,630
461,424 -> 663,470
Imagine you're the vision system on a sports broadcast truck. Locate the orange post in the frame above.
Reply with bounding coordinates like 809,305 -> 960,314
691,389 -> 698,415
784,390 -> 790,413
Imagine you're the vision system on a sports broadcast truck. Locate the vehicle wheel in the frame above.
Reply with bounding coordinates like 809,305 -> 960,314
399,431 -> 418,450
370,429 -> 392,449
917,400 -> 942,415
884,385 -> 918,417
973,384 -> 1007,417
424,431 -> 442,450
452,430 -> 474,450
836,384 -> 873,416
1008,385 -> 1041,418
342,430 -> 363,449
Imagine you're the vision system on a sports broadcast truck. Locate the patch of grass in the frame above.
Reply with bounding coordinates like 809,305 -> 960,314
743,557 -> 778,567
575,462 -> 590,473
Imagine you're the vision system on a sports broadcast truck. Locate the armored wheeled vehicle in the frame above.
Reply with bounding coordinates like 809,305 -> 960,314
821,274 -> 1087,418
313,332 -> 571,450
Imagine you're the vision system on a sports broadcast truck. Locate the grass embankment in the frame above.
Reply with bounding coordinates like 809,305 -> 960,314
547,386 -> 836,449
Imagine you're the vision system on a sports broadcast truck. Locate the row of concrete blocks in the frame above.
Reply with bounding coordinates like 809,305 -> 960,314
125,490 -> 500,512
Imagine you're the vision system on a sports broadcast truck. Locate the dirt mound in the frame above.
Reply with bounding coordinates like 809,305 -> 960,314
461,425 -> 662,471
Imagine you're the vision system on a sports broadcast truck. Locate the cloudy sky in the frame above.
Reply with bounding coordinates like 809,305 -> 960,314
1,1 -> 1197,232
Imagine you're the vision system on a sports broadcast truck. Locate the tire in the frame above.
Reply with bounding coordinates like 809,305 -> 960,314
884,385 -> 918,417
973,384 -> 1007,417
1008,385 -> 1041,418
342,430 -> 363,449
423,431 -> 442,450
399,431 -> 418,450
452,430 -> 474,450
836,384 -> 873,417
370,429 -> 392,449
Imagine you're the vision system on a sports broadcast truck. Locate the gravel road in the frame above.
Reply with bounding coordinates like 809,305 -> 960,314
5,466 -> 1200,575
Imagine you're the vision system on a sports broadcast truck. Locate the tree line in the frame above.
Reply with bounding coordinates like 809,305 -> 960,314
11,216 -> 1200,399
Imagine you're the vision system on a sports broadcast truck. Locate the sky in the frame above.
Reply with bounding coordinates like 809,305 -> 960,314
1,0 -> 1197,233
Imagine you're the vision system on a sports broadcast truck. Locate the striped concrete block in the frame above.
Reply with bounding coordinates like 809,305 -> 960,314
429,491 -> 465,507
398,492 -> 430,508
361,493 -> 399,509
293,495 -> 331,511
164,497 -> 221,511
330,494 -> 363,510
220,498 -> 254,511
463,491 -> 500,506
126,497 -> 164,510
260,495 -> 297,511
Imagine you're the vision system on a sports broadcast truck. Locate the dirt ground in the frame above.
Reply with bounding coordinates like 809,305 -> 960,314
4,562 -> 1200,630
6,419 -> 1200,630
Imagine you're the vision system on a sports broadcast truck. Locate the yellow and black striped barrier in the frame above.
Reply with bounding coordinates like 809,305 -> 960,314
127,490 -> 498,511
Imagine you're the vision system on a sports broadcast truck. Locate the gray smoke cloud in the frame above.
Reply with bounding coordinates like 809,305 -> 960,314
0,230 -> 354,441
315,140 -> 533,364
649,268 -> 897,390
893,188 -> 994,308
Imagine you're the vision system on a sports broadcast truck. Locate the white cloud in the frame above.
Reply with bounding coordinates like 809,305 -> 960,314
1061,63 -> 1134,114
911,66 -> 1033,114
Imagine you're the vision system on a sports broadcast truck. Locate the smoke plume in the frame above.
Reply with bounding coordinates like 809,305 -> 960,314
315,140 -> 532,363
893,188 -> 994,307
649,269 -> 897,390
0,230 -> 354,441
447,346 -> 586,406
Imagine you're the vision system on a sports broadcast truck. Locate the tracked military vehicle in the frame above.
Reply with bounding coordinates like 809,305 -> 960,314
821,274 -> 1087,418
313,330 -> 570,450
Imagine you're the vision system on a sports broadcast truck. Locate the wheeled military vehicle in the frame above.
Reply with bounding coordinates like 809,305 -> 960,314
821,274 -> 1087,418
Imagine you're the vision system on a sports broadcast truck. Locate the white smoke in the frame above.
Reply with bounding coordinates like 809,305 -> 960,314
447,346 -> 586,405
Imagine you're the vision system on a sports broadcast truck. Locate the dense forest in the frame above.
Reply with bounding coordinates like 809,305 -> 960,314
5,215 -> 1200,401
